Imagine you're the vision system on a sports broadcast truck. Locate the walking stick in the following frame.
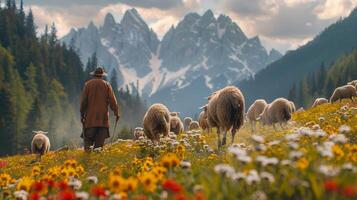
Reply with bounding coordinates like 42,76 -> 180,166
111,118 -> 119,143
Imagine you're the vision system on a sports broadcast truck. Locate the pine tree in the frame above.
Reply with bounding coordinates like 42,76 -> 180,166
288,82 -> 297,102
25,9 -> 36,38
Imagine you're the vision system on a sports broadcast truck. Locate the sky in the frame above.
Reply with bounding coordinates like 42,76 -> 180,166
17,0 -> 357,53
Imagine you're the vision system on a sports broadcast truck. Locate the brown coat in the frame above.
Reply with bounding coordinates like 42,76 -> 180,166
80,77 -> 119,129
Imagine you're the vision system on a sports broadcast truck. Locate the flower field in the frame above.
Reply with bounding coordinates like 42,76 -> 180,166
1,101 -> 357,200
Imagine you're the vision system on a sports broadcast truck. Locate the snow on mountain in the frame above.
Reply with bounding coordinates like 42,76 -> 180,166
61,9 -> 282,116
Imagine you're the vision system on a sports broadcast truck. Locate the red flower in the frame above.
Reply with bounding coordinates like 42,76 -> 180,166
163,179 -> 182,193
91,186 -> 107,197
46,179 -> 56,188
29,193 -> 40,200
57,181 -> 69,191
324,180 -> 338,192
0,160 -> 7,168
341,186 -> 357,197
175,193 -> 187,200
56,189 -> 76,200
32,181 -> 46,193
195,192 -> 206,200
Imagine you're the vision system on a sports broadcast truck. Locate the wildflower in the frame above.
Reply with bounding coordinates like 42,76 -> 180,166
339,125 -> 351,134
318,165 -> 340,176
255,144 -> 267,151
75,191 -> 89,200
14,190 -> 28,200
228,146 -> 247,157
332,145 -> 344,159
324,180 -> 338,192
284,133 -> 300,141
163,179 -> 182,193
251,191 -> 267,200
108,175 -> 125,194
281,159 -> 293,166
68,177 -> 82,190
297,127 -> 314,136
139,172 -> 158,192
317,141 -> 334,158
318,117 -> 325,122
267,140 -> 280,146
256,155 -> 279,166
260,172 -> 275,183
91,186 -> 107,197
0,160 -> 7,168
17,176 -> 33,192
296,157 -> 309,169
57,189 -> 76,200
31,181 -> 47,195
31,166 -> 41,177
341,186 -> 357,197
329,134 -> 348,144
315,129 -> 327,137
124,177 -> 138,193
311,124 -> 320,130
237,155 -> 252,164
341,163 -> 355,171
231,172 -> 246,181
288,142 -> 299,149
251,135 -> 264,143
214,164 -> 235,178
86,176 -> 98,184
161,153 -> 180,169
246,170 -> 260,185
0,173 -> 13,187
180,161 -> 191,169
194,192 -> 206,200
289,151 -> 304,160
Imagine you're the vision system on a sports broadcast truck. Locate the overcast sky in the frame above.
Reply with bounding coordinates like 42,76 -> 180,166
18,0 -> 357,53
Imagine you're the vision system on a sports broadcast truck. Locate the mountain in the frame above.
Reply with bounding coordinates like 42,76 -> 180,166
62,9 -> 282,116
238,8 -> 357,106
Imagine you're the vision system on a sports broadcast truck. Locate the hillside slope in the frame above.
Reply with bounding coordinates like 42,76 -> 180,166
1,101 -> 357,199
238,8 -> 357,105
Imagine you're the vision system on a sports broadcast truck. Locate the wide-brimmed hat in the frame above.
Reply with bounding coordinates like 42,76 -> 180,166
90,67 -> 107,77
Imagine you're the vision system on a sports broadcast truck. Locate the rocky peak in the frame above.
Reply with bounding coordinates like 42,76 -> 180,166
121,8 -> 147,29
104,13 -> 116,28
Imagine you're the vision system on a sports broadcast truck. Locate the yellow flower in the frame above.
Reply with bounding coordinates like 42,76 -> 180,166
16,176 -> 33,192
296,157 -> 309,169
31,166 -> 41,177
123,177 -> 138,193
110,167 -> 121,177
108,175 -> 125,194
160,153 -> 180,169
0,173 -> 13,187
64,159 -> 78,168
332,145 -> 344,159
139,172 -> 157,192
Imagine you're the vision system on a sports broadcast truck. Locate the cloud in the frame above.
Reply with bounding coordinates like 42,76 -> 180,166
224,0 -> 280,18
314,0 -> 357,19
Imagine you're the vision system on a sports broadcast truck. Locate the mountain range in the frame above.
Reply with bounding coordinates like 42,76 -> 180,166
238,8 -> 357,106
61,9 -> 282,116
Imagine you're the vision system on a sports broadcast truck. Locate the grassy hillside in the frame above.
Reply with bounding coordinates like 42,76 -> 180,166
0,101 -> 357,199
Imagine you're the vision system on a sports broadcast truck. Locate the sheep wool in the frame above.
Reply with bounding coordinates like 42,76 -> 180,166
133,127 -> 145,140
31,131 -> 50,155
198,110 -> 210,132
312,98 -> 328,107
247,99 -> 267,132
259,98 -> 292,127
170,116 -> 184,135
183,117 -> 192,131
330,85 -> 357,103
206,86 -> 245,148
189,121 -> 200,131
289,101 -> 296,113
143,103 -> 170,143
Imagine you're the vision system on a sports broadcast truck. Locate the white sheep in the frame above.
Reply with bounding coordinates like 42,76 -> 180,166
183,117 -> 192,131
143,103 -> 170,143
206,86 -> 245,149
188,121 -> 200,131
170,116 -> 184,135
246,99 -> 267,132
31,131 -> 50,156
312,98 -> 328,107
133,127 -> 145,140
330,85 -> 357,103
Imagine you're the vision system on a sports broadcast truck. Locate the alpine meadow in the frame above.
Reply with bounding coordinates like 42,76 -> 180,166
1,0 -> 357,200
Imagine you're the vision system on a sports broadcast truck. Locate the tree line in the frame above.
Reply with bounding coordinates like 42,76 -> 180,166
0,0 -> 146,156
288,49 -> 357,108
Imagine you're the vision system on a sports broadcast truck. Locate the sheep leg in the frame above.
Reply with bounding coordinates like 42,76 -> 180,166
273,124 -> 278,131
221,128 -> 227,146
217,127 -> 222,150
231,127 -> 237,145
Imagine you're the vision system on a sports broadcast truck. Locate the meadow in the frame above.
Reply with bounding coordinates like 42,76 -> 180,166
0,101 -> 357,200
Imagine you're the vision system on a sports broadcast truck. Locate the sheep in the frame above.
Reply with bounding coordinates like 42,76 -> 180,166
170,112 -> 180,117
206,86 -> 245,149
348,80 -> 357,88
183,117 -> 192,131
246,99 -> 267,132
133,127 -> 145,140
143,103 -> 170,143
31,131 -> 50,156
330,85 -> 357,103
259,98 -> 292,129
312,98 -> 328,107
289,101 -> 296,113
189,121 -> 200,131
198,109 -> 210,133
170,115 -> 184,135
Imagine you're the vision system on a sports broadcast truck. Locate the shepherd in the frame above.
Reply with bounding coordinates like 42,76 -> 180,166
80,66 -> 120,151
